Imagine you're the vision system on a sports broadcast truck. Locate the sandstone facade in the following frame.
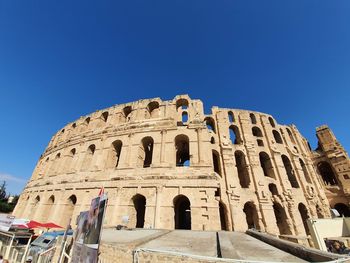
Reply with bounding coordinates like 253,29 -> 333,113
13,95 -> 350,237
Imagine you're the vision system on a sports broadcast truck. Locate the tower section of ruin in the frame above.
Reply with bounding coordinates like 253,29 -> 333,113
14,95 -> 332,237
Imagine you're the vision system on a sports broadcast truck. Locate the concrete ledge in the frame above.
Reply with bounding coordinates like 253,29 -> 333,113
246,229 -> 349,262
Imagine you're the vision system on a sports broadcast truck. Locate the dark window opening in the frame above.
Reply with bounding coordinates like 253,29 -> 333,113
250,113 -> 257,124
174,195 -> 191,230
298,203 -> 310,235
273,130 -> 283,144
111,140 -> 122,168
219,202 -> 228,231
269,117 -> 276,127
175,135 -> 190,167
212,150 -> 221,176
102,111 -> 109,122
252,127 -> 263,137
229,125 -> 242,145
269,183 -> 278,195
205,117 -> 216,133
318,162 -> 338,186
210,137 -> 215,144
287,128 -> 296,144
141,137 -> 154,168
228,111 -> 234,123
282,155 -> 299,188
147,101 -> 160,118
257,139 -> 264,146
259,152 -> 275,179
133,194 -> 146,228
182,112 -> 188,123
123,106 -> 132,121
235,151 -> 250,188
176,99 -> 189,110
273,202 -> 292,235
243,202 -> 260,230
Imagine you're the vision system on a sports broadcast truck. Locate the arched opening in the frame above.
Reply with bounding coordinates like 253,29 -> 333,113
273,202 -> 292,235
268,183 -> 278,195
72,123 -> 77,129
82,145 -> 95,171
176,99 -> 189,110
147,101 -> 160,118
182,112 -> 188,123
299,159 -> 312,184
243,202 -> 260,230
273,130 -> 283,144
334,203 -> 350,217
268,117 -> 276,127
123,106 -> 132,122
219,202 -> 229,231
228,111 -> 234,123
252,127 -> 263,137
85,117 -> 91,125
133,194 -> 146,228
210,137 -> 215,144
229,125 -> 242,145
235,151 -> 250,188
174,195 -> 191,230
212,150 -> 221,176
250,113 -> 257,124
259,152 -> 275,179
139,137 -> 154,168
318,162 -> 338,186
175,135 -> 190,167
205,117 -> 216,133
298,203 -> 310,235
107,140 -> 122,168
286,128 -> 296,144
102,111 -> 109,122
282,155 -> 299,188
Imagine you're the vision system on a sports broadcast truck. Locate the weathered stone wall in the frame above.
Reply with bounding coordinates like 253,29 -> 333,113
14,94 -> 345,237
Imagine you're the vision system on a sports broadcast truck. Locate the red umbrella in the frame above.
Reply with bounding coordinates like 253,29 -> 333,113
26,220 -> 44,229
41,222 -> 63,229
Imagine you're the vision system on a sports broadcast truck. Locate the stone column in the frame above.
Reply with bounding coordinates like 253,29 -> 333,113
154,186 -> 163,228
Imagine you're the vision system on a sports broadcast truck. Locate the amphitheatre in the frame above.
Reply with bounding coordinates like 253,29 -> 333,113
13,94 -> 350,244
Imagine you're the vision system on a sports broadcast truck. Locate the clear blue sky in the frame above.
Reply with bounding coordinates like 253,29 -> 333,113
0,1 -> 349,194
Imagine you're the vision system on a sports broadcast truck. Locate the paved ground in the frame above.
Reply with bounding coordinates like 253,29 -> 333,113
100,228 -> 306,262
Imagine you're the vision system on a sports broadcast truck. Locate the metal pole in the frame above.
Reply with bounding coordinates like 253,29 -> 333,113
21,235 -> 33,263
5,234 -> 14,259
58,218 -> 71,263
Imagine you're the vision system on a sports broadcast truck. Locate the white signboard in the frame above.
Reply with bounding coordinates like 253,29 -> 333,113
0,214 -> 15,231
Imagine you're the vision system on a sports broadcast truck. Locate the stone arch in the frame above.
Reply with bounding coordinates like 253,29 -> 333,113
139,137 -> 154,168
317,161 -> 338,186
82,144 -> 96,171
299,159 -> 312,184
229,125 -> 242,145
259,152 -> 275,179
147,101 -> 160,118
235,151 -> 250,188
252,127 -> 263,137
268,183 -> 278,195
298,203 -> 310,235
269,117 -> 276,127
286,128 -> 296,144
101,111 -> 109,122
175,135 -> 190,167
123,106 -> 132,122
228,111 -> 234,123
334,203 -> 350,217
243,202 -> 260,230
273,202 -> 292,235
132,194 -> 146,228
219,201 -> 229,231
250,113 -> 257,124
174,195 -> 191,230
281,155 -> 299,188
273,130 -> 283,144
205,117 -> 216,133
212,150 -> 221,176
176,98 -> 189,110
107,140 -> 122,168
181,111 -> 188,123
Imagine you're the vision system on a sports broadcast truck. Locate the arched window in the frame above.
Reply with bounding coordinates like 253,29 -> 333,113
182,112 -> 188,123
334,203 -> 350,217
273,202 -> 292,235
229,125 -> 242,145
286,128 -> 296,144
123,106 -> 132,121
212,150 -> 221,176
268,183 -> 278,195
175,135 -> 190,167
101,111 -> 109,122
147,101 -> 160,118
85,117 -> 91,125
299,159 -> 312,184
82,144 -> 96,171
243,202 -> 260,230
210,137 -> 215,144
219,202 -> 229,231
72,123 -> 77,129
250,113 -> 257,124
298,203 -> 310,235
139,137 -> 154,168
273,130 -> 283,144
235,151 -> 250,188
205,117 -> 216,133
174,195 -> 191,230
61,129 -> 65,134
176,99 -> 189,110
259,152 -> 275,179
281,155 -> 299,188
252,127 -> 263,137
228,111 -> 234,123
107,140 -> 122,168
132,194 -> 146,228
268,117 -> 276,127
318,162 -> 337,186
